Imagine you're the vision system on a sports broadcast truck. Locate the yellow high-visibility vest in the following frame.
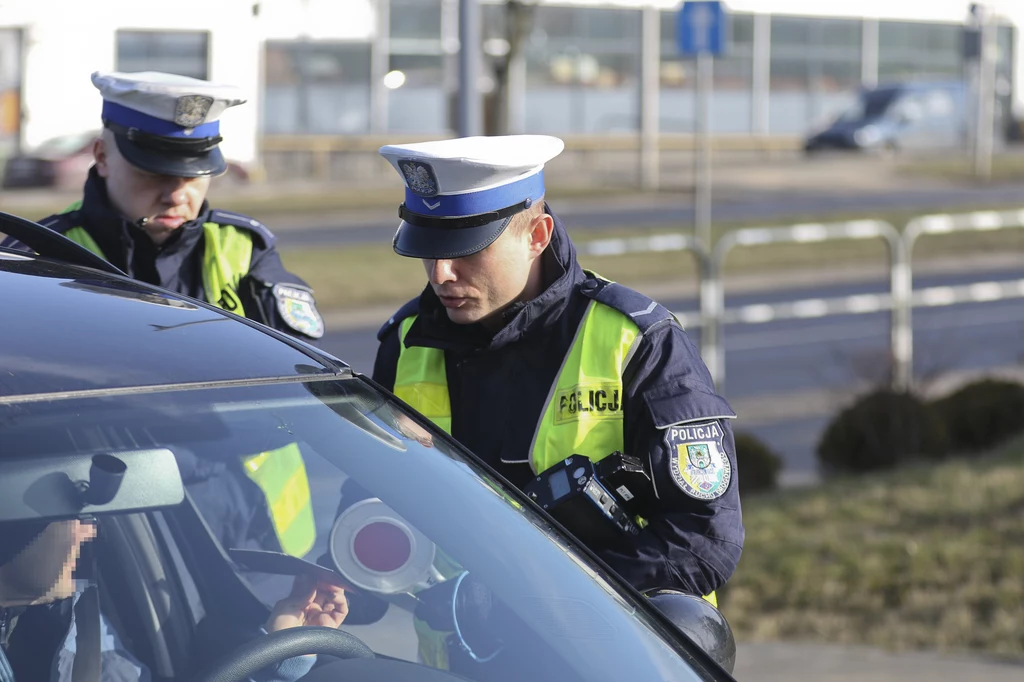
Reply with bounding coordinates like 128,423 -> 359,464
394,293 -> 717,668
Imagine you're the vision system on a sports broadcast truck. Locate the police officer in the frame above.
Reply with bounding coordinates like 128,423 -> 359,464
33,71 -> 325,342
4,72 -> 322,562
371,136 -> 743,667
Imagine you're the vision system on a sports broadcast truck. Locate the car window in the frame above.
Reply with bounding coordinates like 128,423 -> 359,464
1,375 -> 714,682
837,88 -> 899,123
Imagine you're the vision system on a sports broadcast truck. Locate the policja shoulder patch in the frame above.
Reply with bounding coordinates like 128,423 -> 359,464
273,283 -> 325,339
666,421 -> 732,500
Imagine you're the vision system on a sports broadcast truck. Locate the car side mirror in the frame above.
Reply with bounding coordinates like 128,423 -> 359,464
645,589 -> 737,674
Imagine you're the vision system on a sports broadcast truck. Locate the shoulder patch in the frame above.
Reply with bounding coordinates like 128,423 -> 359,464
209,209 -> 276,249
581,278 -> 677,333
665,420 -> 732,500
377,298 -> 420,341
273,283 -> 324,339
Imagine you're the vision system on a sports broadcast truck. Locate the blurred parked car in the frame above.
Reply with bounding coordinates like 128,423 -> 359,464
805,81 -> 969,155
2,129 -> 250,189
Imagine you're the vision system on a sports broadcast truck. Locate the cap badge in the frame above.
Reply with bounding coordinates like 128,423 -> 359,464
399,160 -> 439,197
174,95 -> 214,128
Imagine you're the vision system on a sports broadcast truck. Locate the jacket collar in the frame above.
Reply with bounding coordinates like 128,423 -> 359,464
407,204 -> 586,353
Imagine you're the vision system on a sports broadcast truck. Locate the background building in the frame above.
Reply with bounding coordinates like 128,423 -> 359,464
0,0 -> 1018,168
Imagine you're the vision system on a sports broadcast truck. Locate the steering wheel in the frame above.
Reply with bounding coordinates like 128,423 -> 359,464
195,626 -> 374,682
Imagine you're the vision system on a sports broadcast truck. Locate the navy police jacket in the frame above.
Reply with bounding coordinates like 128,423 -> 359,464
373,207 -> 744,596
27,169 -> 323,341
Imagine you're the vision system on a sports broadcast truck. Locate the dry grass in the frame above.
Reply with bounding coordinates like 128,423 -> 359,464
719,438 -> 1024,658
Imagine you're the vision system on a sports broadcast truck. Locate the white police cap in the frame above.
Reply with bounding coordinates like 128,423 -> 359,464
92,71 -> 247,177
379,135 -> 565,259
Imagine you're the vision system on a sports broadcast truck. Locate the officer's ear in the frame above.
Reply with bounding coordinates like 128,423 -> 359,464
525,211 -> 554,258
93,135 -> 110,178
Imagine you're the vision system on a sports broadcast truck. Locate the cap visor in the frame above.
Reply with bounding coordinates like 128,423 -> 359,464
393,216 -> 512,260
113,134 -> 226,178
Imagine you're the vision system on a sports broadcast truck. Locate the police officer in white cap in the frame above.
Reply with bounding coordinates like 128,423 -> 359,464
371,135 -> 744,673
27,71 -> 324,341
6,72 -> 326,594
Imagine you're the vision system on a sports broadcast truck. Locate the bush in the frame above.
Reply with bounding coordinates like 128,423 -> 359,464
930,378 -> 1024,455
733,431 -> 782,496
816,389 -> 948,474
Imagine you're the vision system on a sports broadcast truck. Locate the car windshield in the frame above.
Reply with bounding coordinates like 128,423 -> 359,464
836,88 -> 899,123
0,374 -> 712,682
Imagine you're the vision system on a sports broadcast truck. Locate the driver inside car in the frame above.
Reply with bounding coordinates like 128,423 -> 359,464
0,518 -> 349,682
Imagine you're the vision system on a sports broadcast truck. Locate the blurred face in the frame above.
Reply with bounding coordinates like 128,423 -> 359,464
0,520 -> 97,606
422,207 -> 553,328
94,132 -> 210,245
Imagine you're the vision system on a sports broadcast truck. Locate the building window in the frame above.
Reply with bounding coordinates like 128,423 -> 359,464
878,20 -> 963,81
522,5 -> 642,134
387,0 -> 448,133
769,16 -> 862,133
0,28 -> 22,155
660,11 -> 755,133
389,0 -> 443,43
263,41 -> 372,134
116,31 -> 210,80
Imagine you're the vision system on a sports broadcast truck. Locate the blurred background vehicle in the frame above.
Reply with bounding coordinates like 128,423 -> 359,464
804,81 -> 970,155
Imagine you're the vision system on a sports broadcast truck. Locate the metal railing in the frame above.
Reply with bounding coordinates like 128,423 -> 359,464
575,208 -> 1024,394
704,219 -> 902,390
898,208 -> 1024,390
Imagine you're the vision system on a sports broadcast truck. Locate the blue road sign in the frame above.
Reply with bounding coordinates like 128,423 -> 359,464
677,1 -> 728,56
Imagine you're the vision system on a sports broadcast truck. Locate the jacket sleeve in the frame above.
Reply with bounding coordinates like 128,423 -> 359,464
594,322 -> 744,596
371,323 -> 401,391
370,299 -> 420,392
240,242 -> 325,341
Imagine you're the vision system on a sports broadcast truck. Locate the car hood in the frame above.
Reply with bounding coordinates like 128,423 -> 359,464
0,253 -> 339,399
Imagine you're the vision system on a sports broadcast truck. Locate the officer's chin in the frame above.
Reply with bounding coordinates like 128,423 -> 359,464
444,304 -> 483,325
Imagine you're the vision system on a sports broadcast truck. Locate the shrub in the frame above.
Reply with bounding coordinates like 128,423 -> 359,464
816,389 -> 948,474
930,378 -> 1024,455
733,431 -> 782,496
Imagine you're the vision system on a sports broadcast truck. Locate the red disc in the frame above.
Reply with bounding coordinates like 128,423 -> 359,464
352,521 -> 412,573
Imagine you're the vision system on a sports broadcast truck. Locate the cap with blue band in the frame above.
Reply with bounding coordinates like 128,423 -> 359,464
91,70 -> 246,178
101,100 -> 222,139
379,135 -> 565,260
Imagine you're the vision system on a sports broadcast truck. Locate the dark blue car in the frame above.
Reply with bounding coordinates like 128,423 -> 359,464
0,213 -> 736,682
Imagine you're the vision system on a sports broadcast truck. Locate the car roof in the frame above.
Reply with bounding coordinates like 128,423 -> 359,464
0,249 -> 344,401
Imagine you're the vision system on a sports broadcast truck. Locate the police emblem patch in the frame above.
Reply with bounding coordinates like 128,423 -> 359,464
273,284 -> 325,339
174,95 -> 214,128
398,160 -> 439,197
666,421 -> 732,500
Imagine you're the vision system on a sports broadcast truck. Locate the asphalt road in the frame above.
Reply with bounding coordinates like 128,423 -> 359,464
311,266 -> 1024,482
274,183 -> 1024,249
